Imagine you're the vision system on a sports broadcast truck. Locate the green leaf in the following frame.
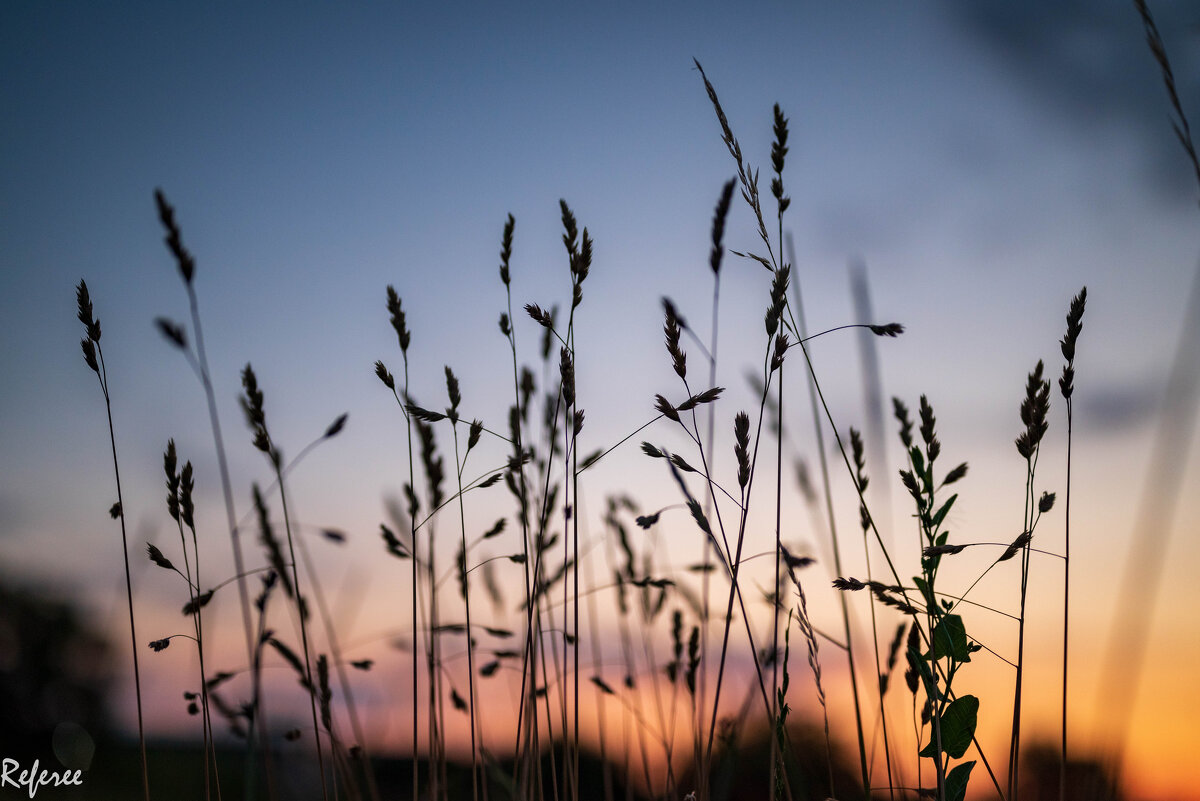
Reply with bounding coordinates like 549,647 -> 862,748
908,643 -> 940,702
910,447 -> 925,483
932,493 -> 958,529
913,576 -> 937,612
946,760 -> 976,801
932,614 -> 970,663
919,695 -> 979,759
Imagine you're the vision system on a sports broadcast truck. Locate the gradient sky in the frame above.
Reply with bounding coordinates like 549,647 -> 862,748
2,2 -> 1199,799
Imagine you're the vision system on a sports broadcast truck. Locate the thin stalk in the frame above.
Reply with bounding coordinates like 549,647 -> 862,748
1059,401 -> 1073,801
1009,451 -> 1037,801
292,512 -> 380,801
703,361 -> 781,769
155,191 -> 258,798
789,281 -> 872,799
864,524 -> 894,801
404,363 -> 420,801
498,224 -> 541,801
273,470 -> 330,801
698,264 -> 720,799
187,280 -> 257,669
769,365 -> 784,799
583,536 -> 615,801
79,313 -> 151,801
179,513 -> 216,801
451,423 -> 482,801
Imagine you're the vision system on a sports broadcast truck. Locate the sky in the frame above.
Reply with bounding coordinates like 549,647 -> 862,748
2,2 -> 1199,799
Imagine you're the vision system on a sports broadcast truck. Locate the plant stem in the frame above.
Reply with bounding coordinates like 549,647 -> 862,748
95,346 -> 151,801
451,423 -> 482,801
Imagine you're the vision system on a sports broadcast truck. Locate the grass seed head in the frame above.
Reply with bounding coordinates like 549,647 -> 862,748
559,347 -> 575,408
374,360 -> 395,390
180,462 -> 194,530
154,317 -> 187,350
663,299 -> 687,379
1000,531 -> 1033,562
154,189 -> 195,285
770,103 -> 790,213
1016,360 -> 1050,458
893,397 -> 914,448
163,440 -> 180,521
710,178 -> 736,275
765,266 -> 790,336
254,484 -> 294,597
735,411 -> 751,488
323,412 -> 348,439
386,286 -> 411,354
685,625 -> 700,696
943,462 -> 968,486
499,213 -> 514,286
919,395 -> 940,462
416,419 -> 445,508
1060,286 -> 1087,399
147,543 -> 174,571
444,366 -> 461,423
771,332 -> 788,372
869,322 -> 905,337
654,395 -> 679,424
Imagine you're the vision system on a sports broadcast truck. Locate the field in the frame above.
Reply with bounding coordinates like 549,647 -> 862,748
3,3 -> 1199,801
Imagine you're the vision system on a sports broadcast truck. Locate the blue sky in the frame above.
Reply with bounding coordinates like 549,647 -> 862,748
2,1 -> 1199,796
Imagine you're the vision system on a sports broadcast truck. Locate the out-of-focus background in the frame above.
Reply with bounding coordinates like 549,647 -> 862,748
1,2 -> 1198,799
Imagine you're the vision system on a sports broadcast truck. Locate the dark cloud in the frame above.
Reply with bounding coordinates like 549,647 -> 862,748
1079,381 -> 1161,430
939,0 -> 1200,202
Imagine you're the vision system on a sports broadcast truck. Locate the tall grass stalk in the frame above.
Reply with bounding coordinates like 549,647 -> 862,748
791,265 -> 872,801
375,285 -> 423,801
76,280 -> 151,801
583,516 -> 616,801
241,365 -> 330,801
769,362 -> 785,800
698,314 -> 786,785
162,441 -> 215,801
850,428 -> 896,801
493,215 -> 548,799
289,471 -> 380,801
1057,287 -> 1086,801
446,367 -> 484,801
154,191 -> 258,671
767,102 -> 789,801
1009,361 -> 1051,801
696,178 -> 734,796
693,58 -> 874,798
153,191 -> 260,798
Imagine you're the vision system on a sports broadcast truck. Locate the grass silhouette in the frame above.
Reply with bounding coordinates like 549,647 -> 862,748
70,4 -> 1199,800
